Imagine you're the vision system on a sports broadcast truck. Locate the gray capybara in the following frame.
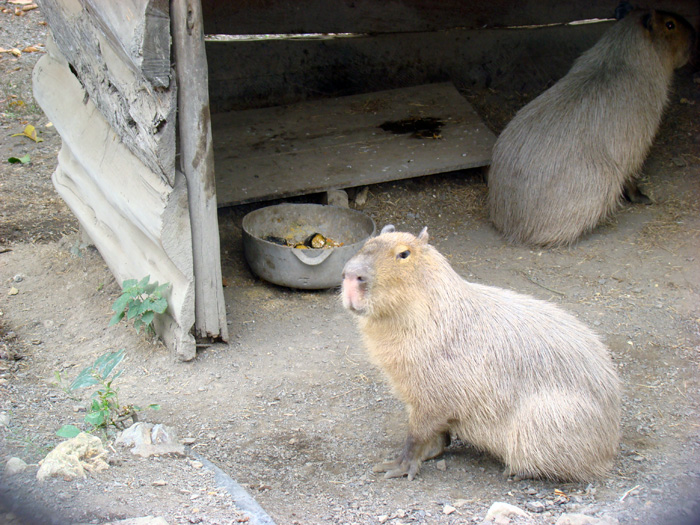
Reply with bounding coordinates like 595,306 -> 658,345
488,9 -> 696,247
341,225 -> 621,481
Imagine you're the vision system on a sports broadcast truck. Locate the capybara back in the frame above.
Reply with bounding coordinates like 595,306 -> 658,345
488,9 -> 695,247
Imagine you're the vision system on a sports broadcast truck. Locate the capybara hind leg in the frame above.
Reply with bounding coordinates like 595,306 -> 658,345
506,393 -> 618,481
623,178 -> 651,204
374,432 -> 449,480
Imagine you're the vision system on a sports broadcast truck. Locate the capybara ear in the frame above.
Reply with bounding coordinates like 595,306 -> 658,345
642,11 -> 654,31
381,224 -> 396,235
417,227 -> 429,243
614,1 -> 634,21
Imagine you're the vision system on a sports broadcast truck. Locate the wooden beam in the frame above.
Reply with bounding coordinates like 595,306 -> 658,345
206,22 -> 611,113
36,0 -> 176,186
34,37 -> 197,360
201,0 -> 699,36
171,0 -> 229,342
84,0 -> 171,88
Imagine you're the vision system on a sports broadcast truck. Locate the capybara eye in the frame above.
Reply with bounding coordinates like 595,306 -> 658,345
396,250 -> 411,260
666,20 -> 675,30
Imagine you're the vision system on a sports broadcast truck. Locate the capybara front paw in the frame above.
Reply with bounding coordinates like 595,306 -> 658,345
373,458 -> 421,480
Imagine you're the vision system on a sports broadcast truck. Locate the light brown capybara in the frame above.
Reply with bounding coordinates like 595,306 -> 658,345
488,8 -> 696,247
341,225 -> 621,481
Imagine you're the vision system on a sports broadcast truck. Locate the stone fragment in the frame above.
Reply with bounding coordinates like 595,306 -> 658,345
324,189 -> 349,208
115,422 -> 185,457
526,501 -> 546,513
36,432 -> 108,482
5,457 -> 28,475
484,502 -> 529,522
354,186 -> 370,207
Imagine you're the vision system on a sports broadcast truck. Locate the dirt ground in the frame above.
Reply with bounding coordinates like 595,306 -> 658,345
2,5 -> 700,525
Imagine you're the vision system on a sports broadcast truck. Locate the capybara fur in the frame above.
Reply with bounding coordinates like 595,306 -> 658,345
488,9 -> 696,247
341,226 -> 621,481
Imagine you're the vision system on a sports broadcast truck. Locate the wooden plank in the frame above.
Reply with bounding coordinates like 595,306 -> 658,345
201,0 -> 699,36
33,38 -> 196,360
212,83 -> 496,206
172,0 -> 229,342
207,22 -> 612,113
84,0 -> 171,87
37,0 -> 176,186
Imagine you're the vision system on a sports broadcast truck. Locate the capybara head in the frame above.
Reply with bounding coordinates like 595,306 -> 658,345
641,10 -> 696,69
342,225 -> 438,318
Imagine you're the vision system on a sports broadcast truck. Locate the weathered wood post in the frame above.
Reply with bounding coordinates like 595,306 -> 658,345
171,0 -> 229,342
34,0 -> 200,360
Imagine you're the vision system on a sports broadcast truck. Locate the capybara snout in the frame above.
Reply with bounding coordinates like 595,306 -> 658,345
341,258 -> 372,314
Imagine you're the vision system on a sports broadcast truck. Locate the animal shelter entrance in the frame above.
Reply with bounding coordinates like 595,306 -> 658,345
212,83 -> 496,206
34,0 -> 698,360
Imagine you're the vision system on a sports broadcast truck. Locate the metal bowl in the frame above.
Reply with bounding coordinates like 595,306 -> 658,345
242,203 -> 375,289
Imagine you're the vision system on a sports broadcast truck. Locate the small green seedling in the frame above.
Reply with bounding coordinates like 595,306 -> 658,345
55,349 -> 160,438
109,276 -> 169,334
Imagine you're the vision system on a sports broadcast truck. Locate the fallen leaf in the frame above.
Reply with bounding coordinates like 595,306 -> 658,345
8,287 -> 19,296
9,0 -> 34,4
8,154 -> 31,164
11,125 -> 43,143
10,48 -> 21,57
22,45 -> 42,53
23,4 -> 39,11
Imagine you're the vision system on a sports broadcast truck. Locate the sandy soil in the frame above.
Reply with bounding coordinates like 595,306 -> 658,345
1,4 -> 700,525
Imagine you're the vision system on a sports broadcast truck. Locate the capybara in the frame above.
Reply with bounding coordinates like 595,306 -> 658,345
341,225 -> 621,481
488,8 -> 696,247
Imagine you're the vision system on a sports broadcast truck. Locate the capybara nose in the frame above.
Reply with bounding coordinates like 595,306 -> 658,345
342,257 -> 369,284
342,270 -> 365,284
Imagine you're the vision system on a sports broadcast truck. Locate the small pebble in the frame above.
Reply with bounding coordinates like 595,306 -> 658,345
5,457 -> 28,476
526,501 -> 546,513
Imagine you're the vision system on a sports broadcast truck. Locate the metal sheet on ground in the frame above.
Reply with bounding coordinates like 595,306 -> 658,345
212,83 -> 496,206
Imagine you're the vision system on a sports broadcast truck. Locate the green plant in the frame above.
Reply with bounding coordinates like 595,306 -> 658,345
55,349 -> 160,438
109,276 -> 169,334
